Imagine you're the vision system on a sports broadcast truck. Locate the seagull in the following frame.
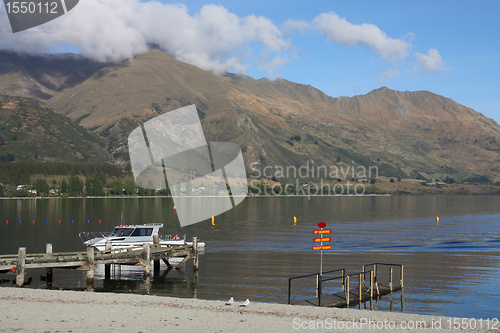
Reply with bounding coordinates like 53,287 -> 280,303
240,299 -> 250,307
225,297 -> 234,305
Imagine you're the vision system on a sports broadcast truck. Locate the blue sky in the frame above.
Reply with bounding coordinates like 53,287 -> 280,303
190,1 -> 499,121
164,1 -> 500,123
1,0 -> 498,123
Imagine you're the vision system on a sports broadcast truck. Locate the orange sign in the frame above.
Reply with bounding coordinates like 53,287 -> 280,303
313,229 -> 331,235
313,237 -> 331,243
313,245 -> 332,251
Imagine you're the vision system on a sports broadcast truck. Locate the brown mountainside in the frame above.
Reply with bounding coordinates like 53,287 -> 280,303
0,49 -> 499,180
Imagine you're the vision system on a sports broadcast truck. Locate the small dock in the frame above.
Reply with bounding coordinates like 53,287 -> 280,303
0,237 -> 200,287
288,263 -> 403,309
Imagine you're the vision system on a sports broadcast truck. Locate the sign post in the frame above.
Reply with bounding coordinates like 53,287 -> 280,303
313,222 -> 332,276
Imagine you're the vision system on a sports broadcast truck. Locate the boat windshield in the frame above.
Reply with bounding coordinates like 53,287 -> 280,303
110,228 -> 134,237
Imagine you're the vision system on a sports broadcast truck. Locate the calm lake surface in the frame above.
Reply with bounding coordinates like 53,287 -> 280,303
0,196 -> 499,319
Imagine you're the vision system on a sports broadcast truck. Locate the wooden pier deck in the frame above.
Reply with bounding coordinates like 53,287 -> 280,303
0,238 -> 200,287
288,263 -> 403,309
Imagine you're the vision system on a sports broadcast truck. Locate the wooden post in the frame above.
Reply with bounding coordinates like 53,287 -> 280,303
86,246 -> 95,284
104,242 -> 112,279
362,265 -> 365,286
369,270 -> 373,299
341,269 -> 345,291
46,243 -> 53,284
143,243 -> 151,277
358,273 -> 362,305
153,235 -> 160,273
317,274 -> 322,307
288,278 -> 292,304
345,275 -> 350,308
16,247 -> 26,287
192,237 -> 199,272
315,274 -> 319,297
389,267 -> 393,291
400,265 -> 404,289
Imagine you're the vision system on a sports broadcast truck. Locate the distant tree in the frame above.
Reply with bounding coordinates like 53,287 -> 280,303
92,178 -> 105,196
68,175 -> 83,196
110,180 -> 123,195
464,175 -> 491,183
85,177 -> 93,196
336,156 -> 341,163
137,186 -> 147,196
124,180 -> 136,195
390,178 -> 395,183
34,179 -> 49,196
60,179 -> 68,194
370,178 -> 377,184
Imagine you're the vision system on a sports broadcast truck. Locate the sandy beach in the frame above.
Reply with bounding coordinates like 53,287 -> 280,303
0,287 -> 496,332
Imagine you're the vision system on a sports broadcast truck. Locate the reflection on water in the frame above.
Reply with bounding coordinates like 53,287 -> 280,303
0,196 -> 499,319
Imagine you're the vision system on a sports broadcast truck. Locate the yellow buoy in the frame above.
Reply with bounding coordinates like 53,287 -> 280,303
211,216 -> 215,226
436,216 -> 439,222
293,216 -> 297,224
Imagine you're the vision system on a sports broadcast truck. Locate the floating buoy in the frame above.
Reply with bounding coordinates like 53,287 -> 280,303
99,220 -> 101,224
436,216 -> 439,222
173,205 -> 176,210
6,220 -> 8,224
58,219 -> 61,224
32,220 -> 35,224
19,220 -> 22,224
72,220 -> 74,224
87,220 -> 90,224
211,216 -> 215,226
45,220 -> 48,224
293,216 -> 297,224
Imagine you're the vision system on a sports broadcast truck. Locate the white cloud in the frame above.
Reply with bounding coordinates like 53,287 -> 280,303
0,0 -> 289,74
0,2 -> 446,79
413,48 -> 449,74
379,67 -> 400,81
312,12 -> 411,63
282,19 -> 311,35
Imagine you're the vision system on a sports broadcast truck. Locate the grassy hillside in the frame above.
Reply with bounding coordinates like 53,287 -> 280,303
0,95 -> 111,162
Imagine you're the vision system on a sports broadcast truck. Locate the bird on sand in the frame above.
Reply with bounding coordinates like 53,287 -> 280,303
225,297 -> 234,305
240,299 -> 250,307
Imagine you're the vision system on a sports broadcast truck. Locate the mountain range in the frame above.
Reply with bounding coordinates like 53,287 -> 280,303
1,49 -> 499,181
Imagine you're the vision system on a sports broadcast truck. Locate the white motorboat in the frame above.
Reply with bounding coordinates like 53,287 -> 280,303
79,223 -> 205,251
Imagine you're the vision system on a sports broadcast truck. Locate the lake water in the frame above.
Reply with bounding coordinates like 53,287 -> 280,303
0,196 -> 499,319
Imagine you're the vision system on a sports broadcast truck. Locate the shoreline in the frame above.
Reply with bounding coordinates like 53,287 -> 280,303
0,287 -> 496,332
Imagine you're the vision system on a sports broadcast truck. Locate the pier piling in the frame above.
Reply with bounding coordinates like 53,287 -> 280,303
16,247 -> 26,287
86,246 -> 95,284
143,243 -> 151,277
192,237 -> 199,272
153,236 -> 160,273
46,244 -> 53,284
104,242 -> 112,279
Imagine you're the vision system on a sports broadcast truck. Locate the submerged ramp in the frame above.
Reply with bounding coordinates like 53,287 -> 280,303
288,263 -> 403,308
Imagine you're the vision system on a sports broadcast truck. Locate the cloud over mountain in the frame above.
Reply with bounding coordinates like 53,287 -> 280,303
0,1 -> 447,78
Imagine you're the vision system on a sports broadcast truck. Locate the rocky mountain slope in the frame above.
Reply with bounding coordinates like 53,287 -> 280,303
0,49 -> 499,180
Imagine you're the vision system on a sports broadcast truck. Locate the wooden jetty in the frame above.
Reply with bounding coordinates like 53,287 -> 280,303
0,237 -> 200,287
288,263 -> 403,309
